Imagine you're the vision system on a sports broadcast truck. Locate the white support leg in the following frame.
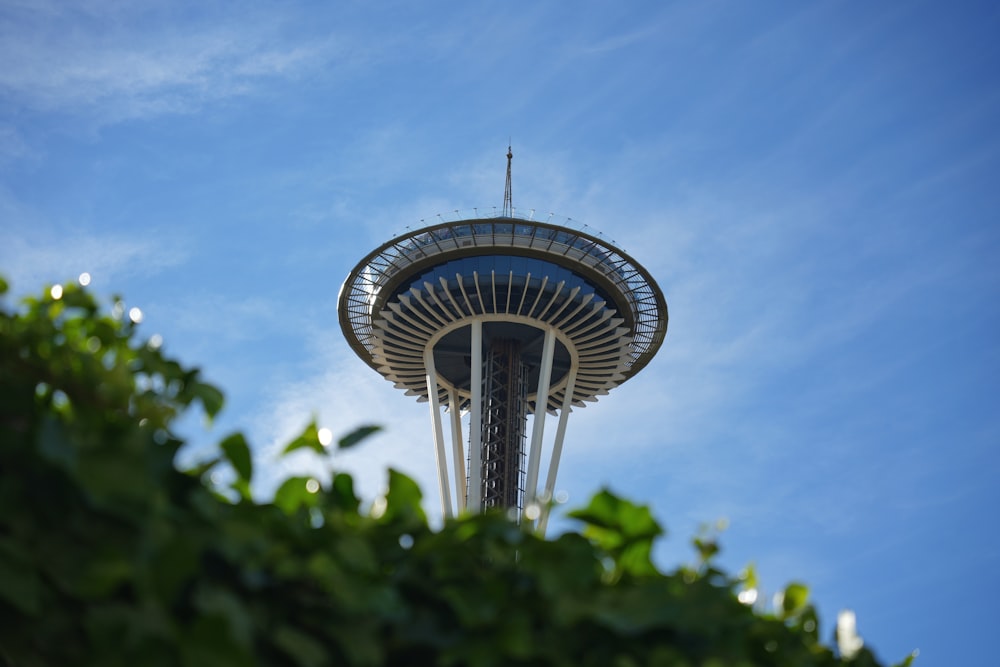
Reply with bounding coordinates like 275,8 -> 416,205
538,364 -> 577,535
524,327 -> 556,516
448,388 -> 467,511
424,347 -> 453,518
468,320 -> 483,512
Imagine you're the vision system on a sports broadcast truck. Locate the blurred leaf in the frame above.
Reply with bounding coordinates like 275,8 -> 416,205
781,582 -> 809,618
568,488 -> 662,576
338,424 -> 381,450
273,625 -> 327,667
193,585 -> 253,650
569,489 -> 663,541
283,421 -> 324,455
185,456 -> 221,480
220,433 -> 252,485
193,381 -> 225,420
740,563 -> 759,591
327,472 -> 360,512
273,476 -> 320,514
231,478 -> 252,501
693,536 -> 719,563
378,468 -> 425,526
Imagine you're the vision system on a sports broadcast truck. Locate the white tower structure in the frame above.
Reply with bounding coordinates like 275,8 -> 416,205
338,149 -> 667,528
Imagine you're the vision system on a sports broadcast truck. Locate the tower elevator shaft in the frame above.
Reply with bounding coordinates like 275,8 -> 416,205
478,338 -> 528,510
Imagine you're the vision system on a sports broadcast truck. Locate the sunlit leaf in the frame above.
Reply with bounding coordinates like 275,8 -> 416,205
782,582 -> 810,617
283,421 -> 324,455
567,488 -> 663,576
273,476 -> 320,514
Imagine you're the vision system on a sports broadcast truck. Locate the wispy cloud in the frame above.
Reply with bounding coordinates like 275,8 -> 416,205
0,209 -> 190,293
0,4 -> 353,122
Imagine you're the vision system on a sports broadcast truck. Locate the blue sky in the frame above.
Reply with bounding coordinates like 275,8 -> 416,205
2,1 -> 998,664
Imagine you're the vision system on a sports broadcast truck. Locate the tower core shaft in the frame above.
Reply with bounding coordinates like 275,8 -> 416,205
480,338 -> 528,509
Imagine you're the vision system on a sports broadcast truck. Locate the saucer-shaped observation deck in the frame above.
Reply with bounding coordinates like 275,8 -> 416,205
338,210 -> 667,520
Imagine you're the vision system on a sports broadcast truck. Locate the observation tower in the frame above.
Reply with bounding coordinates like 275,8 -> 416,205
338,149 -> 667,527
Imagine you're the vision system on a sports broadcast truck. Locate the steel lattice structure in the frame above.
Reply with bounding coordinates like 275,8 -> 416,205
338,209 -> 667,528
480,339 -> 528,510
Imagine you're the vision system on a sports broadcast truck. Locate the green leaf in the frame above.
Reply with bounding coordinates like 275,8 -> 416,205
231,478 -> 252,501
273,625 -> 328,667
273,476 -> 320,514
193,381 -> 225,420
338,424 -> 381,450
739,563 -> 759,591
193,584 -> 254,650
693,536 -> 719,563
567,488 -> 663,576
781,582 -> 809,617
283,421 -> 324,455
378,468 -> 425,526
185,455 -> 221,480
569,489 -> 663,542
220,433 -> 252,485
327,472 -> 360,512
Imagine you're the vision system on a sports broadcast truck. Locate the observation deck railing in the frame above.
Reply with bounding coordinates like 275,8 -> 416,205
377,208 -> 649,312
342,208 -> 666,376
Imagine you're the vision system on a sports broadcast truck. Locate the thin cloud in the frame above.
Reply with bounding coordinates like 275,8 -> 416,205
0,225 -> 189,294
0,7 -> 354,123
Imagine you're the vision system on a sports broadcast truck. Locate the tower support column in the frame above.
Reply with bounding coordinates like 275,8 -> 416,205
468,320 -> 483,511
524,327 -> 556,516
448,388 -> 466,510
424,347 -> 453,518
538,363 -> 578,534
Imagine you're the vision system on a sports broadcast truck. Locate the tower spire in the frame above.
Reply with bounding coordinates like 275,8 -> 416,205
502,144 -> 513,217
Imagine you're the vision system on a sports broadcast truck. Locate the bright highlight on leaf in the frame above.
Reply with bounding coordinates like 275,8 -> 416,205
837,609 -> 865,659
283,422 -> 325,455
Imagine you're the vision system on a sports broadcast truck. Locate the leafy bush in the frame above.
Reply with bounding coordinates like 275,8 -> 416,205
0,276 -> 911,666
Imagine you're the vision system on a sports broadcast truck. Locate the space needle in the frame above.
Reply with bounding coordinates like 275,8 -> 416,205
338,148 -> 667,528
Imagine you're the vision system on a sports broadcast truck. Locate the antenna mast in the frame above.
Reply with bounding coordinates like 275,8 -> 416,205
502,144 -> 513,217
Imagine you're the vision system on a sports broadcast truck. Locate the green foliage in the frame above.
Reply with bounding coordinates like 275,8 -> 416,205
0,277 -> 909,666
